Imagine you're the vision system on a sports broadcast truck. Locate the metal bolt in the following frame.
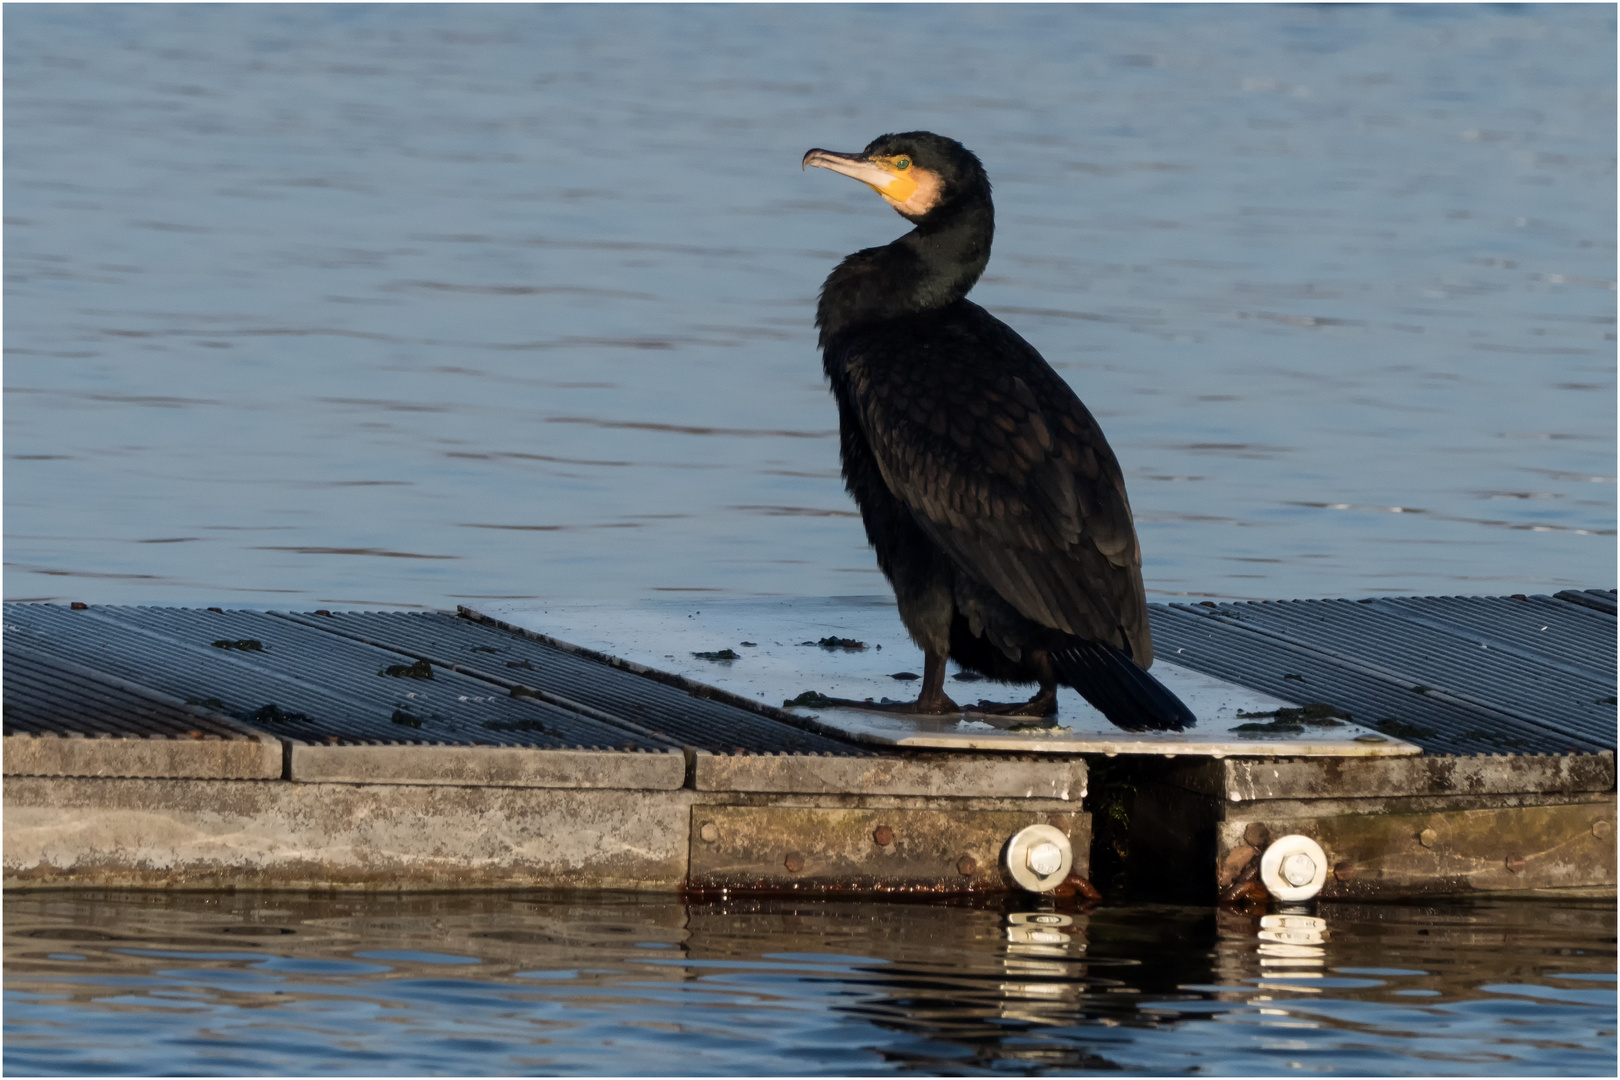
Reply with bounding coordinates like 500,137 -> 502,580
1026,841 -> 1064,878
1333,861 -> 1355,882
1593,820 -> 1612,840
956,855 -> 978,877
1419,828 -> 1438,848
1243,822 -> 1271,849
1504,854 -> 1525,874
1280,852 -> 1316,888
872,825 -> 894,847
784,852 -> 804,873
698,821 -> 718,844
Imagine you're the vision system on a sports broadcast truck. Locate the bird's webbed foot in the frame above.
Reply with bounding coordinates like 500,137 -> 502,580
970,685 -> 1059,718
819,691 -> 961,715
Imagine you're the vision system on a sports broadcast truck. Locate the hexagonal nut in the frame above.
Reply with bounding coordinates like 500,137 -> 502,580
872,825 -> 894,847
1593,819 -> 1612,840
698,821 -> 719,844
784,852 -> 804,873
1026,842 -> 1064,877
1418,827 -> 1438,848
956,855 -> 978,877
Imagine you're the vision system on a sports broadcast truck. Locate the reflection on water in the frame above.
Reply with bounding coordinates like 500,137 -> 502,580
4,4 -> 1615,608
4,892 -> 1613,1075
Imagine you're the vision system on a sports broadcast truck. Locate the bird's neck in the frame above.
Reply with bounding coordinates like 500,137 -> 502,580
816,201 -> 994,347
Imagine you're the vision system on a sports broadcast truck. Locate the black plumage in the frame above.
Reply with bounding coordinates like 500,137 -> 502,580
804,131 -> 1194,732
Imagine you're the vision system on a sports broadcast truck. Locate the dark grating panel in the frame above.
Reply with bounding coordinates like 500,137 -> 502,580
1557,589 -> 1619,616
4,647 -> 264,742
2,605 -> 676,751
2,603 -> 866,755
275,609 -> 868,755
1150,592 -> 1617,756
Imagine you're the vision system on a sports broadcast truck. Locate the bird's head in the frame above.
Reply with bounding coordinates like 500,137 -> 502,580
802,131 -> 989,223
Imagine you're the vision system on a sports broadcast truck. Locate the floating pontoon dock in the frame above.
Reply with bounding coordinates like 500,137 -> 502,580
4,592 -> 1614,901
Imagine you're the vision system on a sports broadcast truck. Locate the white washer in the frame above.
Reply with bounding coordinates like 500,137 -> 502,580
1004,824 -> 1074,893
1259,834 -> 1330,901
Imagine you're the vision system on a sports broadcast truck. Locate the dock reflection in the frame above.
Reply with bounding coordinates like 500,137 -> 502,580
4,891 -> 1613,1075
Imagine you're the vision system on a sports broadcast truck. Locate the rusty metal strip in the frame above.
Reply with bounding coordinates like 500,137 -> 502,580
686,805 -> 1088,894
1222,798 -> 1617,898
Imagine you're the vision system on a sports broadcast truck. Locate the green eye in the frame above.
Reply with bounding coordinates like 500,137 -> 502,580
895,158 -> 911,170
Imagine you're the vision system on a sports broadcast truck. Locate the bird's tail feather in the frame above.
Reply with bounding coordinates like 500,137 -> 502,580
1052,640 -> 1196,732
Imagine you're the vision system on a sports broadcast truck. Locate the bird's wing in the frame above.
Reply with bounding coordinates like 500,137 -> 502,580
834,305 -> 1151,659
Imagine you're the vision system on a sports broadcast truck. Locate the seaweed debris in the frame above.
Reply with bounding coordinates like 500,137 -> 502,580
1233,702 -> 1349,735
784,690 -> 836,708
1374,717 -> 1436,739
380,659 -> 434,679
247,703 -> 307,725
692,649 -> 739,662
802,637 -> 866,651
211,639 -> 263,652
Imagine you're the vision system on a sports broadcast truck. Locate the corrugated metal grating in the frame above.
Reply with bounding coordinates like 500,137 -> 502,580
6,592 -> 1611,759
3,603 -> 865,754
1149,591 -> 1616,756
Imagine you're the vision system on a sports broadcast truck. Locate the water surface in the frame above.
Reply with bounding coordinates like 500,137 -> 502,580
5,891 -> 1613,1075
5,4 -> 1615,607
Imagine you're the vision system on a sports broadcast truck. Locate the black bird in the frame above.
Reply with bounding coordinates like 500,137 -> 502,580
803,131 -> 1195,732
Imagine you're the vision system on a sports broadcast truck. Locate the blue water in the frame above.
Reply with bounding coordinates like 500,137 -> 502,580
4,3 -> 1614,609
5,892 -> 1614,1075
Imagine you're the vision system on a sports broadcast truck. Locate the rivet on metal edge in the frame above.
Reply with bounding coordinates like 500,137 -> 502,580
1593,820 -> 1612,839
1419,827 -> 1438,848
784,852 -> 804,873
956,855 -> 977,876
698,821 -> 718,844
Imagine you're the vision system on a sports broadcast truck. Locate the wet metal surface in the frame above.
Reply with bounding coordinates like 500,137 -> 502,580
481,592 -> 1611,757
1151,592 -> 1617,756
4,891 -> 1613,1076
2,647 -> 263,742
10,592 -> 1609,761
1,603 -> 858,755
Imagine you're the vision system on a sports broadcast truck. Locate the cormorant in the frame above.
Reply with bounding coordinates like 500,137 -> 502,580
804,131 -> 1195,732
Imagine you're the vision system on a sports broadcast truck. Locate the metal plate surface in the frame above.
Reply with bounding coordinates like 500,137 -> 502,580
476,598 -> 1419,758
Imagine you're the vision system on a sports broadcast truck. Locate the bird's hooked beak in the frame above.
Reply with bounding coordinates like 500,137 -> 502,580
803,148 -> 920,205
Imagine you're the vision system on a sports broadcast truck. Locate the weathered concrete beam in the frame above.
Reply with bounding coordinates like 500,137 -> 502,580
4,776 -> 694,891
3,732 -> 281,780
288,744 -> 685,789
693,750 -> 1085,800
1220,795 -> 1616,898
1166,752 -> 1615,802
